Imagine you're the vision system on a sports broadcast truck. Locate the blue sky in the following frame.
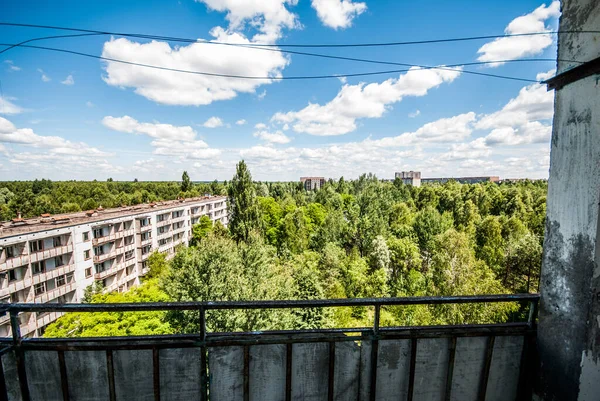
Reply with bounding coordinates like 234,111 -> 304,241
0,0 -> 559,181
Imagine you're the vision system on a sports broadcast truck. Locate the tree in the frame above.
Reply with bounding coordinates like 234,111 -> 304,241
190,215 -> 213,246
228,161 -> 260,242
181,171 -> 192,192
44,280 -> 171,338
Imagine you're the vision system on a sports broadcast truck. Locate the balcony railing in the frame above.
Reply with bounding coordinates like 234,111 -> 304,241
0,294 -> 538,401
31,264 -> 76,285
33,282 -> 76,303
29,244 -> 73,263
0,254 -> 30,270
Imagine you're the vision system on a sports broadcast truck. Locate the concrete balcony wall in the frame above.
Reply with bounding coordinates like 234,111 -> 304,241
31,264 -> 76,286
34,282 -> 76,303
29,244 -> 73,263
0,254 -> 30,271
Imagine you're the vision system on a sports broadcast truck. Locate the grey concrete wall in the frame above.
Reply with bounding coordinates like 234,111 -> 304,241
537,0 -> 600,400
2,336 -> 526,401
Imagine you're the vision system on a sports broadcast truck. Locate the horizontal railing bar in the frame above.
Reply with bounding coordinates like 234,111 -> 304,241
7,294 -> 539,313
9,323 -> 532,350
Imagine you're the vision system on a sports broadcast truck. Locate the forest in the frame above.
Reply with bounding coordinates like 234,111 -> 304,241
4,163 -> 546,337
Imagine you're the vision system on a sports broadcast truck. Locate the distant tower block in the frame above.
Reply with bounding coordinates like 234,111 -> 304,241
395,171 -> 421,187
300,177 -> 326,191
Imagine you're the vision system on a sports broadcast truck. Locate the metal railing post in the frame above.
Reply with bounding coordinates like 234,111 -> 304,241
369,304 -> 380,401
10,310 -> 29,401
199,307 -> 208,401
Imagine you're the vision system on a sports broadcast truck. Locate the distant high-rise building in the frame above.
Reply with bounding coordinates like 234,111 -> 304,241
0,196 -> 227,337
421,176 -> 500,184
395,171 -> 421,187
300,177 -> 326,191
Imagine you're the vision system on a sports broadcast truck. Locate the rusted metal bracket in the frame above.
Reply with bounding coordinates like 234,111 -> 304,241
544,55 -> 600,91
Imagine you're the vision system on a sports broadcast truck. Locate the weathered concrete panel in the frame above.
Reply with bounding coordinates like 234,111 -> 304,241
291,342 -> 328,401
333,341 -> 360,401
359,340 -> 372,401
2,351 -> 22,401
450,337 -> 487,401
209,346 -> 243,401
113,350 -> 154,401
375,339 -> 411,401
413,338 -> 450,401
25,351 -> 63,401
160,348 -> 202,401
485,336 -> 523,401
64,350 -> 110,401
249,344 -> 286,401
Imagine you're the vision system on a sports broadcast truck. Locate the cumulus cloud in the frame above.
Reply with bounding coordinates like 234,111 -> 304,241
440,138 -> 491,160
236,119 -> 247,125
311,0 -> 367,29
196,0 -> 300,43
132,158 -> 165,173
255,123 -> 268,129
272,67 -> 462,136
0,97 -> 25,115
0,117 -> 114,174
101,29 -> 289,106
408,110 -> 420,118
203,116 -> 224,128
102,115 -> 220,160
254,129 -> 291,144
102,115 -> 198,141
61,75 -> 75,85
477,1 -> 560,66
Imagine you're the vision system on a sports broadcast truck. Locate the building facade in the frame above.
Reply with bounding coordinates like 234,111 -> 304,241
0,196 -> 227,337
300,177 -> 326,191
395,171 -> 422,187
421,176 -> 500,184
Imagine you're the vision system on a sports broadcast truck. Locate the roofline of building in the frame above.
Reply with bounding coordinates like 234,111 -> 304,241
0,196 -> 227,240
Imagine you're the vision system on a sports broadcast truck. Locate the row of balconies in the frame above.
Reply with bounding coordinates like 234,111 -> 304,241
94,262 -> 126,281
92,228 -> 135,246
1,244 -> 74,271
34,281 -> 76,304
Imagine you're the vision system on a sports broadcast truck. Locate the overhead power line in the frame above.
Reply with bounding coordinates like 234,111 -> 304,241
0,42 -> 543,83
1,22 -> 599,48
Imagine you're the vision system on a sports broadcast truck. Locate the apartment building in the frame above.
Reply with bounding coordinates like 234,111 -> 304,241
0,196 -> 227,337
300,177 -> 326,191
395,171 -> 422,187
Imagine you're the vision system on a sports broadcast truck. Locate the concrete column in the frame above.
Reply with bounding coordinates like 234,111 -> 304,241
536,1 -> 600,400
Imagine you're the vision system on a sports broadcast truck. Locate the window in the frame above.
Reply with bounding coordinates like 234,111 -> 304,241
53,236 -> 62,247
54,256 -> 64,267
66,272 -> 74,283
29,240 -> 43,253
93,228 -> 103,239
124,221 -> 133,230
141,261 -> 148,270
56,275 -> 66,287
84,250 -> 91,260
83,232 -> 89,241
5,246 -> 16,258
95,263 -> 106,274
34,283 -> 46,296
85,268 -> 92,278
124,236 -> 134,246
172,210 -> 183,218
8,269 -> 16,282
141,232 -> 151,241
142,245 -> 151,255
32,261 -> 46,275
94,246 -> 104,256
140,218 -> 150,227
125,250 -> 134,260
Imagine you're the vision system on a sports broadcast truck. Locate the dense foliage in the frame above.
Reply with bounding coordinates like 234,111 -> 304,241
40,165 -> 546,337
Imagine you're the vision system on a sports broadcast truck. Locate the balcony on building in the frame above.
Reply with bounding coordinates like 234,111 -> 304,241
28,234 -> 73,263
0,241 -> 29,270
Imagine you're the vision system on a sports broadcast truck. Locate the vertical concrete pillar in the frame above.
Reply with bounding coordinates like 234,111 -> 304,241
537,1 -> 600,400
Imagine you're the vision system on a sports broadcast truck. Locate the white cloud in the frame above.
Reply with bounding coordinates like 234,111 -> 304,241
61,75 -> 75,85
132,158 -> 165,172
440,138 -> 491,160
102,115 -> 220,161
101,29 -> 289,106
485,121 -> 551,146
408,110 -> 420,118
255,123 -> 267,129
257,89 -> 267,100
311,0 -> 367,29
272,66 -> 462,136
236,119 -> 247,125
254,129 -> 291,144
5,60 -> 21,72
536,69 -> 555,81
0,97 -> 25,115
37,69 -> 51,82
102,115 -> 198,141
477,1 -> 560,66
371,112 -> 477,146
203,116 -> 224,128
0,116 -> 110,161
196,0 -> 300,43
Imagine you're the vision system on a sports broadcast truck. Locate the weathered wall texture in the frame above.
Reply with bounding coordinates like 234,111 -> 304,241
1,335 -> 526,401
537,0 -> 600,400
